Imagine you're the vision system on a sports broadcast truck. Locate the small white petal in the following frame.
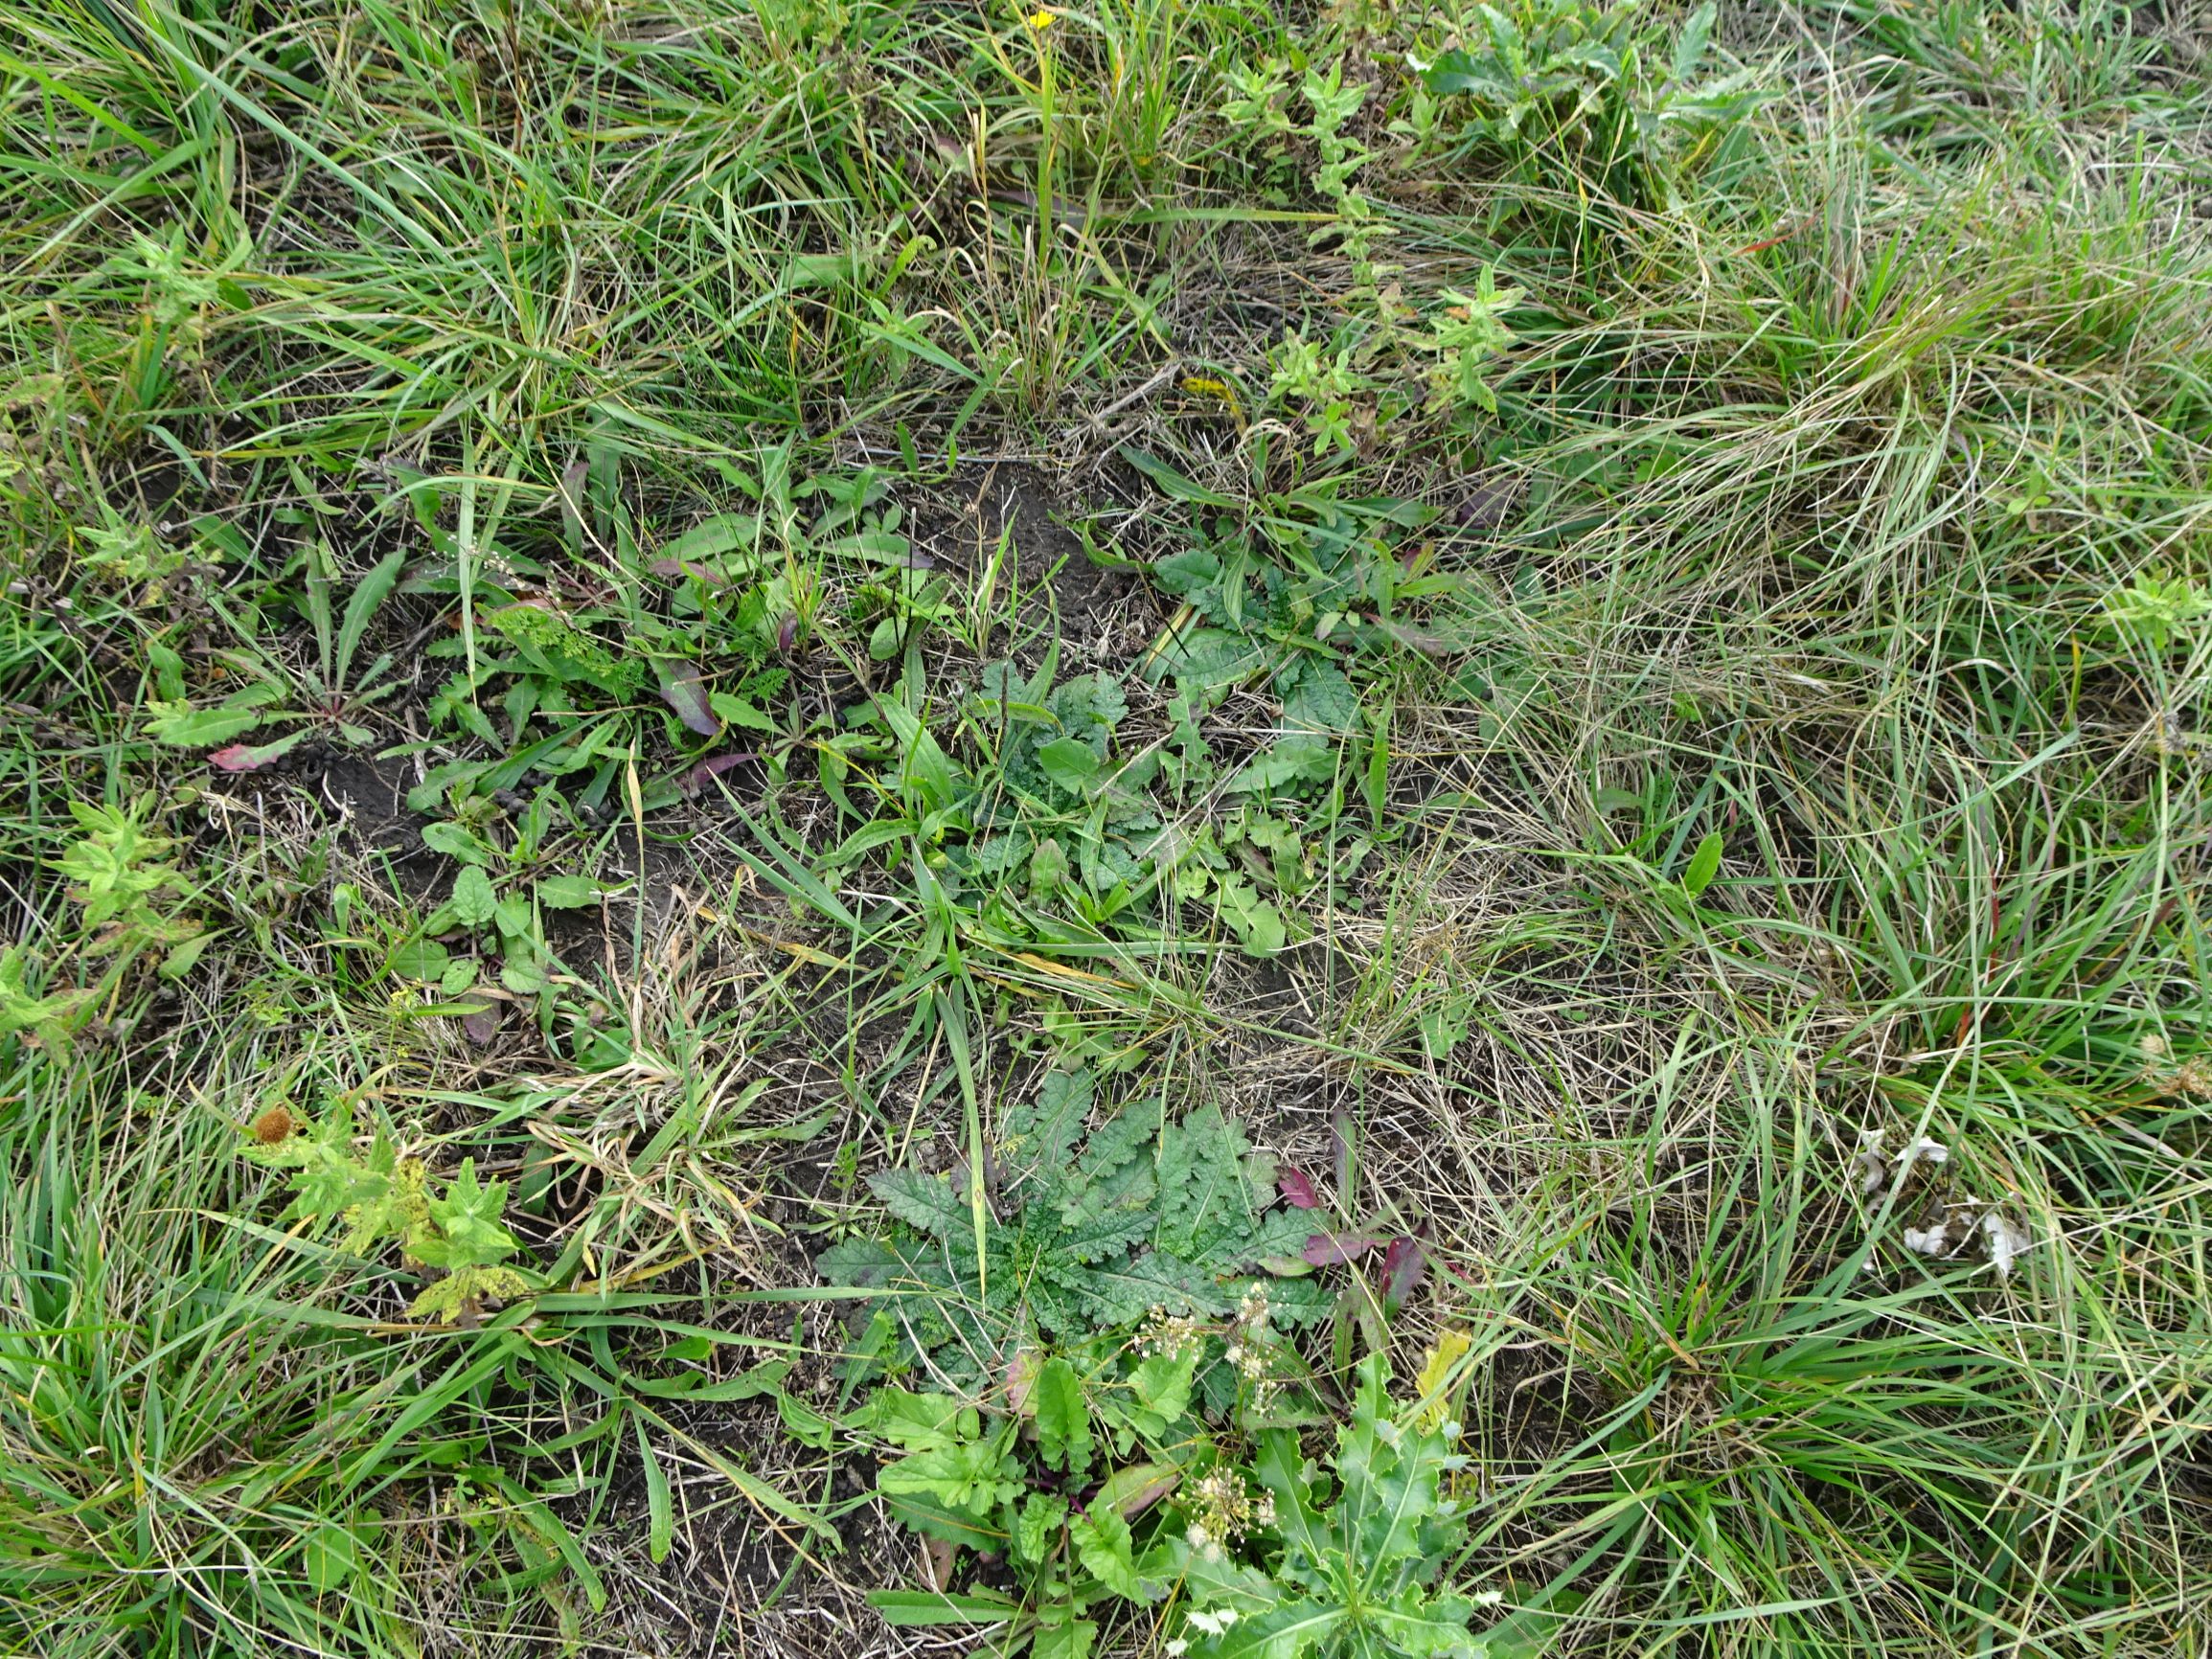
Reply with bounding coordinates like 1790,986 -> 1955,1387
1983,1211 -> 2030,1280
1903,1222 -> 1949,1257
1899,1136 -> 1949,1168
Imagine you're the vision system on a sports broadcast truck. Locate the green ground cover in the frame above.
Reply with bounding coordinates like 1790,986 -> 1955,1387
2,0 -> 2209,1653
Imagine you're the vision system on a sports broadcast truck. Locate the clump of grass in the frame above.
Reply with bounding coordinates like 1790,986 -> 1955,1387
3,0 -> 2210,1652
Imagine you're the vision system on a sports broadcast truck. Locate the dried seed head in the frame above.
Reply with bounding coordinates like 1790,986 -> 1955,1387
252,1105 -> 296,1145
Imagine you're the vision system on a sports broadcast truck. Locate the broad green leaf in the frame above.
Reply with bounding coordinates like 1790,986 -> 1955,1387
1148,626 -> 1273,698
1154,1106 -> 1260,1258
1226,738 -> 1334,796
1121,446 -> 1240,508
422,821 -> 490,864
1130,1351 -> 1197,1424
709,690 -> 779,732
851,1388 -> 978,1452
866,1588 -> 1018,1626
878,1424 -> 1020,1516
881,1490 -> 1005,1553
1680,830 -> 1723,898
868,1168 -> 969,1239
656,512 -> 762,568
1038,736 -> 1102,793
387,939 -> 450,982
1215,876 -> 1288,956
448,866 -> 497,927
144,702 -> 270,747
1281,663 -> 1360,733
1192,1599 -> 1346,1658
418,1158 -> 517,1269
1363,1587 -> 1491,1657
301,1519 -> 364,1594
1673,0 -> 1716,80
1034,1356 -> 1093,1474
1035,1618 -> 1098,1659
1152,546 -> 1222,599
1015,1491 -> 1068,1564
634,1417 -> 673,1563
1420,48 -> 1494,97
147,641 -> 186,701
534,874 -> 604,908
334,549 -> 405,687
1251,1431 -> 1333,1581
1069,1503 -> 1141,1600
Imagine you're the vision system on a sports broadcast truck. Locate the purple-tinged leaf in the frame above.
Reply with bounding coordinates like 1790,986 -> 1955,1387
461,1003 -> 501,1046
207,729 -> 309,772
1099,1463 -> 1180,1521
1279,1167 -> 1323,1210
1451,477 -> 1516,532
921,1534 -> 957,1592
1007,1349 -> 1040,1417
1379,619 -> 1452,655
775,612 -> 800,655
658,667 -> 719,736
678,752 -> 759,796
1302,1231 -> 1381,1267
647,557 -> 729,585
1382,1235 -> 1427,1307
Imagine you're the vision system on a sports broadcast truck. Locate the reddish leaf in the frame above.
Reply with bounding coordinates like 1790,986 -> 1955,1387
1102,1465 -> 1181,1521
657,667 -> 719,736
461,1003 -> 501,1046
1278,1167 -> 1323,1210
678,752 -> 759,796
647,557 -> 729,585
1007,1349 -> 1041,1417
1379,619 -> 1451,655
775,612 -> 800,655
207,730 -> 308,772
1302,1231 -> 1380,1267
921,1533 -> 957,1591
1381,1236 -> 1427,1307
1450,477 -> 1516,533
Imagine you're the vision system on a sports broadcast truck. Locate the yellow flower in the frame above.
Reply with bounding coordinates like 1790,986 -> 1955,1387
1025,7 -> 1054,27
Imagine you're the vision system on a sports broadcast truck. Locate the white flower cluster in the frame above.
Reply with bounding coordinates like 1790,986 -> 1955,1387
1221,1283 -> 1283,1410
1183,1470 -> 1274,1563
1137,1305 -> 1208,1361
